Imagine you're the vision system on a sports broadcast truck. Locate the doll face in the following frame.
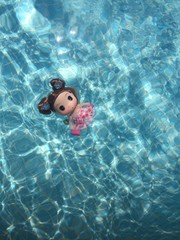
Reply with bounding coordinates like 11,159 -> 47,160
53,90 -> 77,115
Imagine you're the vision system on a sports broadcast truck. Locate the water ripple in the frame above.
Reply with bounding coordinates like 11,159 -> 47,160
0,0 -> 179,240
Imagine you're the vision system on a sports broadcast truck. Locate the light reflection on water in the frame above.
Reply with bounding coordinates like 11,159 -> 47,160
0,0 -> 179,239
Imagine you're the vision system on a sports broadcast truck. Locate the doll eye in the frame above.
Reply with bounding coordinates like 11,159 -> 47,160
68,96 -> 73,101
59,105 -> 65,111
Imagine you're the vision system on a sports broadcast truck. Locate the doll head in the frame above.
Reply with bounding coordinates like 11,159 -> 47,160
38,79 -> 78,115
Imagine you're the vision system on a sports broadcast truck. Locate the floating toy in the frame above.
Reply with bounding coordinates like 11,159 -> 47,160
38,79 -> 95,136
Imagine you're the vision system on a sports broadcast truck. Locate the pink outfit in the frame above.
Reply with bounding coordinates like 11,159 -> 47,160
72,104 -> 95,130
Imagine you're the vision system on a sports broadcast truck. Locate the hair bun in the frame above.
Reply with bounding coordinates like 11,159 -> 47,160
50,79 -> 65,91
38,97 -> 52,115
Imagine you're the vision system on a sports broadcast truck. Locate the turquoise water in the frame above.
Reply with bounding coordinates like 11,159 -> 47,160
0,0 -> 179,239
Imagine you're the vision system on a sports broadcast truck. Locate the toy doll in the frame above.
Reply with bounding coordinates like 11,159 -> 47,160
38,79 -> 95,136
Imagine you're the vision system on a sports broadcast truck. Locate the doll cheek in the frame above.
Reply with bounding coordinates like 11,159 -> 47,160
56,109 -> 64,115
59,110 -> 68,115
63,107 -> 72,115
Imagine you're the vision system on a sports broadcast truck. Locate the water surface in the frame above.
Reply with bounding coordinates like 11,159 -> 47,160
0,0 -> 179,239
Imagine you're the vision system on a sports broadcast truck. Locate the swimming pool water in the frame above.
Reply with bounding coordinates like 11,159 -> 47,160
0,0 -> 179,239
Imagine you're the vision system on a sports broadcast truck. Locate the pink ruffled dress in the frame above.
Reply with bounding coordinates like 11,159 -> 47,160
71,104 -> 95,135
